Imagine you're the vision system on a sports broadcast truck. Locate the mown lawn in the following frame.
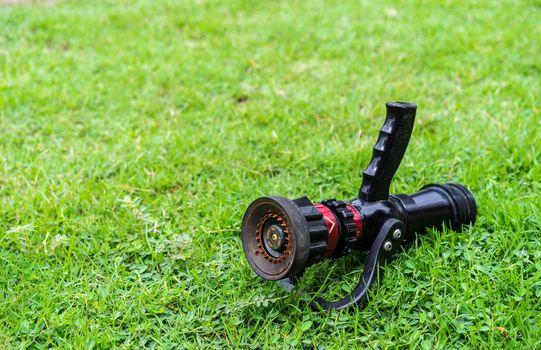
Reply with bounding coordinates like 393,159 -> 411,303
1,0 -> 540,348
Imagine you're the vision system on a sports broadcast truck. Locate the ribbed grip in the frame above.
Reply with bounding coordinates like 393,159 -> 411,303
293,197 -> 331,267
359,102 -> 417,202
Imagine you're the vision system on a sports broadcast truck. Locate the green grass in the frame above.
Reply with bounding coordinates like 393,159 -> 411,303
1,0 -> 540,348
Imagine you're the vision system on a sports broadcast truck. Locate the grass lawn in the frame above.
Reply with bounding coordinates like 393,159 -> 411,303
1,0 -> 541,348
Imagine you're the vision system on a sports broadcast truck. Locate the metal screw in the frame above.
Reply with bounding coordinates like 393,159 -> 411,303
383,241 -> 393,251
392,229 -> 402,240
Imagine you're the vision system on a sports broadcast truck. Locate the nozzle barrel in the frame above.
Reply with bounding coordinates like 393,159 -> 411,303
390,183 -> 477,235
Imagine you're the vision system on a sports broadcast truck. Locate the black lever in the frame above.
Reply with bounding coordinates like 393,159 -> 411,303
279,218 -> 405,311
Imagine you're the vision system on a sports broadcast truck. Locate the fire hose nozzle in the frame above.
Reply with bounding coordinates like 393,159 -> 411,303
241,101 -> 477,310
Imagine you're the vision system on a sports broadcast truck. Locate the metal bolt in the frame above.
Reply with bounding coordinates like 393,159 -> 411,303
265,224 -> 286,250
383,241 -> 393,251
392,229 -> 402,240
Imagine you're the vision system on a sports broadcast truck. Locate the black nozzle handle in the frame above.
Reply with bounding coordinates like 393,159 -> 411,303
359,102 -> 417,202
